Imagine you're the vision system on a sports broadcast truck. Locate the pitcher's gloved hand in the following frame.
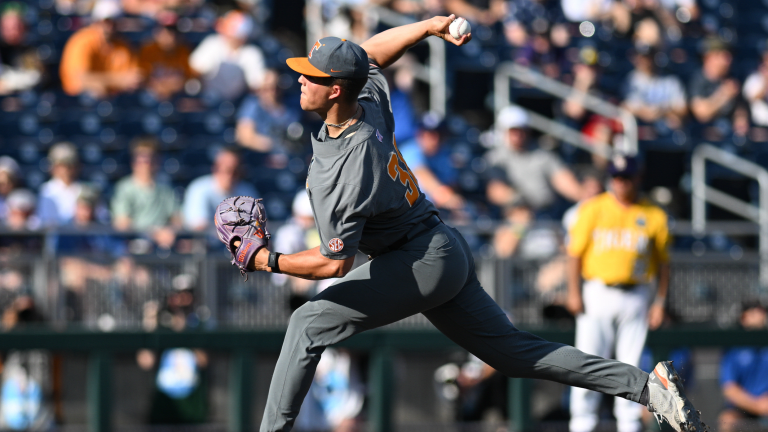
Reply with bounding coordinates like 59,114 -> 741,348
215,196 -> 270,279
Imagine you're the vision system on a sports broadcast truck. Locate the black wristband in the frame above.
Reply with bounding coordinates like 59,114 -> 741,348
268,252 -> 282,274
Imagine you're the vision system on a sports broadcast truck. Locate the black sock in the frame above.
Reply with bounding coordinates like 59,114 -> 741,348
639,383 -> 650,406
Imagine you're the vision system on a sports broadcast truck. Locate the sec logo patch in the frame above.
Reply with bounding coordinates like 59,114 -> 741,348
328,238 -> 344,253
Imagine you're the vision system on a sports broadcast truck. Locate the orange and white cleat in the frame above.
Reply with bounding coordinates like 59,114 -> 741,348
647,361 -> 709,432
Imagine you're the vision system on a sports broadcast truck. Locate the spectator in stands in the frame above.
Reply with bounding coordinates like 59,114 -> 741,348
189,10 -> 265,101
182,147 -> 258,231
562,47 -> 602,125
59,0 -> 141,98
485,105 -> 584,219
3,189 -> 38,231
580,115 -> 622,170
111,137 -> 180,247
55,186 -> 125,255
399,112 -> 466,217
503,5 -> 568,79
295,347 -> 364,432
235,68 -> 301,153
0,294 -> 53,431
742,46 -> 768,127
0,156 -> 20,223
563,169 -> 604,232
389,55 -> 418,144
719,301 -> 768,432
689,38 -> 743,137
137,278 -> 209,425
55,0 -> 96,16
609,0 -> 680,47
272,190 -> 336,310
319,3 -> 370,43
445,0 -> 505,26
0,3 -> 43,94
138,11 -> 195,101
561,0 -> 612,23
0,189 -> 43,255
37,142 -> 84,227
622,44 -> 687,131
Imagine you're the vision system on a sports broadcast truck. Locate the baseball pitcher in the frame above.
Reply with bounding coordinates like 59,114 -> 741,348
213,16 -> 705,432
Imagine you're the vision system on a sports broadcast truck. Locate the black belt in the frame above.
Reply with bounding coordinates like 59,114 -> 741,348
369,214 -> 442,260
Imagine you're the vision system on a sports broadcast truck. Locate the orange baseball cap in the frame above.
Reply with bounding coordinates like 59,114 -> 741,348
287,36 -> 368,79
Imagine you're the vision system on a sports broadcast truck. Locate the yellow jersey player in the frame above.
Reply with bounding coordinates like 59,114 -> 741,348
567,155 -> 670,432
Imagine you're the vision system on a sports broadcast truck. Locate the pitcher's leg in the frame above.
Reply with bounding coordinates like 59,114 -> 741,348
423,276 -> 649,403
570,313 -> 615,432
261,228 -> 469,432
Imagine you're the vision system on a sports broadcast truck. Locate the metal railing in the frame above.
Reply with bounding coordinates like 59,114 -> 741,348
691,144 -> 768,289
494,62 -> 638,157
304,4 -> 447,116
0,228 -> 763,329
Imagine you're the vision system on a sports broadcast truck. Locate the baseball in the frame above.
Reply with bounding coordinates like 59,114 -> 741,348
449,17 -> 471,39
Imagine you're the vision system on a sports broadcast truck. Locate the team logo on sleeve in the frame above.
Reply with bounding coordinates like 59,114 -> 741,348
328,238 -> 344,253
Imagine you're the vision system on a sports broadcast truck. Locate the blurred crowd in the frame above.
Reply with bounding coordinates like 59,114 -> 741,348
0,0 -> 766,428
0,0 -> 763,258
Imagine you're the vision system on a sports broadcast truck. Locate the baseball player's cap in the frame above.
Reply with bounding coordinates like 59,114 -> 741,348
287,37 -> 368,80
608,155 -> 640,178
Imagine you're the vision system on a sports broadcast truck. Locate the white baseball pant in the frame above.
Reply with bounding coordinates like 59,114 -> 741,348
569,279 -> 651,432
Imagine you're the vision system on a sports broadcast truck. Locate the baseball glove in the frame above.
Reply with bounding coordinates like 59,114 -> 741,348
215,196 -> 270,279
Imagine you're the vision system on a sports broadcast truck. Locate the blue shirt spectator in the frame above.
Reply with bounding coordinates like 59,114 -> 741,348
235,69 -> 301,154
399,112 -> 465,216
182,147 -> 258,231
391,89 -> 416,144
399,139 -> 457,187
721,347 -> 768,401
719,302 -> 768,432
53,186 -> 125,257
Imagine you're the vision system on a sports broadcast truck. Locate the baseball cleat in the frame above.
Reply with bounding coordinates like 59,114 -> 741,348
647,361 -> 709,432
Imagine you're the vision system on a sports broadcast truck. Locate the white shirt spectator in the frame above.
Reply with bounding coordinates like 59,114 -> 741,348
561,0 -> 611,22
189,34 -> 266,100
37,178 -> 83,226
623,70 -> 687,113
743,71 -> 768,126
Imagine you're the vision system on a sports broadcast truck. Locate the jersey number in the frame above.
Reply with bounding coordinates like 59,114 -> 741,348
386,140 -> 420,207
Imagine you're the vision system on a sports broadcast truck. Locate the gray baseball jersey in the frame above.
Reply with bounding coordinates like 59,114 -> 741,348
306,63 -> 438,260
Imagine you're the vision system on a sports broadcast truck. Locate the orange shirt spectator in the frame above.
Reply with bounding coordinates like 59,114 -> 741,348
139,42 -> 192,80
59,1 -> 140,97
138,13 -> 193,100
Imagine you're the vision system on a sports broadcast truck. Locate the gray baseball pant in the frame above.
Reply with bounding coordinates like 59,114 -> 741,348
260,223 -> 650,431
